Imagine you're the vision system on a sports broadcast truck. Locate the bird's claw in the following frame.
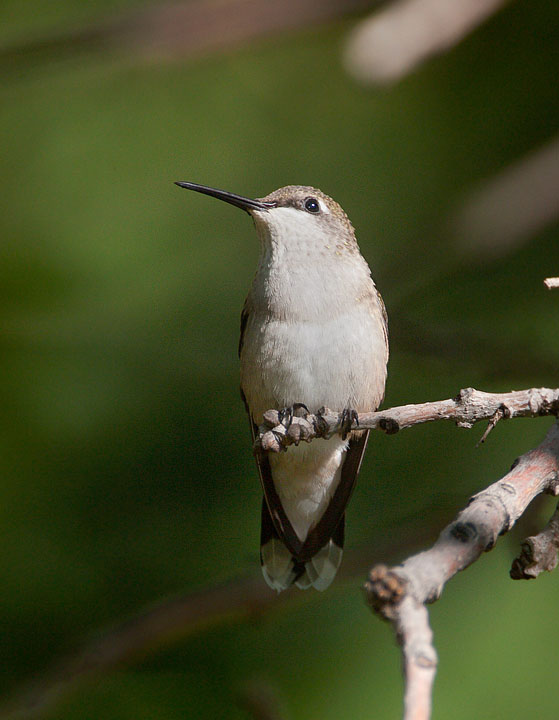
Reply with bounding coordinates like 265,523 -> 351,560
278,403 -> 310,430
340,408 -> 359,440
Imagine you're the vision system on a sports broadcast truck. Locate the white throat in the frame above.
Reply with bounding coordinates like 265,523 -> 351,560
251,207 -> 371,322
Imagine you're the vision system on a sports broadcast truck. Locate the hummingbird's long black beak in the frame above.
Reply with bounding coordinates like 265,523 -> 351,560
175,182 -> 276,213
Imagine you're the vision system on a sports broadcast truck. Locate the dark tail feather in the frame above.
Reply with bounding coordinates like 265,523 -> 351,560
260,499 -> 344,592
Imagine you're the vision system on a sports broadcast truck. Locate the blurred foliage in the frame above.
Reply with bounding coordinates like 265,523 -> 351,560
1,0 -> 558,718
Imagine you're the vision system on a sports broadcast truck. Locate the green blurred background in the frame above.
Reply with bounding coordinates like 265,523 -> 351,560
1,0 -> 559,717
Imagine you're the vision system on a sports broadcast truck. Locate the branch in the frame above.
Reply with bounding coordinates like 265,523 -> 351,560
510,501 -> 559,579
365,422 -> 559,720
256,387 -> 559,453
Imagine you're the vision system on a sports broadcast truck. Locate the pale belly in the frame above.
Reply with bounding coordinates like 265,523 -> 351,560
240,306 -> 387,423
241,307 -> 386,542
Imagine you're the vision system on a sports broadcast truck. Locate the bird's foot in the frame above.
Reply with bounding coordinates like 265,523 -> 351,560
278,403 -> 310,430
340,407 -> 359,440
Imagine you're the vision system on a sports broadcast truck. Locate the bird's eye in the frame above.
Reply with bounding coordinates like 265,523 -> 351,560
304,197 -> 320,214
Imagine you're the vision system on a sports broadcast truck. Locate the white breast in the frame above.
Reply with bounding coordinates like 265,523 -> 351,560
241,304 -> 386,422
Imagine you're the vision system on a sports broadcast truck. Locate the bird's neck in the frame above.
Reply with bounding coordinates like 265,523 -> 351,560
250,221 -> 371,322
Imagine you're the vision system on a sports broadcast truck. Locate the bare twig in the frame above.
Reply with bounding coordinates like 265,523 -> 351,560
544,277 -> 559,290
344,0 -> 509,84
511,502 -> 559,579
476,406 -> 505,446
365,422 -> 559,720
256,387 -> 559,453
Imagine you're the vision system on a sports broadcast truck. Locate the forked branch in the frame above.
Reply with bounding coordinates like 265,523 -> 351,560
365,422 -> 559,720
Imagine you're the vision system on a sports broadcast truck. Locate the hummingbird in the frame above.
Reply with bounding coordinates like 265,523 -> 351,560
175,182 -> 388,591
